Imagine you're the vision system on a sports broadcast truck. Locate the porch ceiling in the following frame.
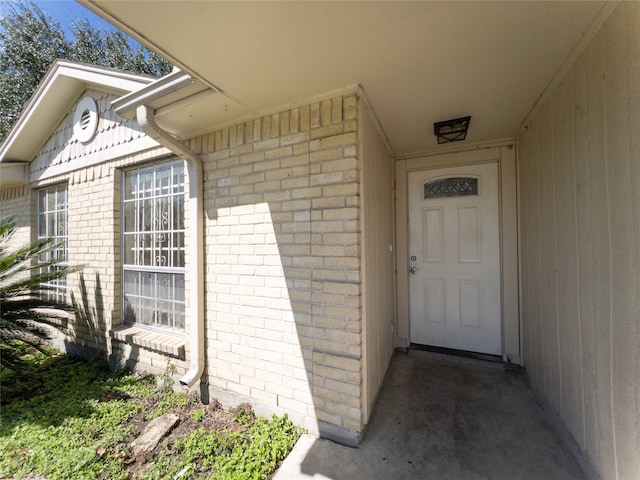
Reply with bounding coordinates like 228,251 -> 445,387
79,1 -> 610,155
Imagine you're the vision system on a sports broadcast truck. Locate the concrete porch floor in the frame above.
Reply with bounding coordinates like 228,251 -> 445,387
275,350 -> 586,480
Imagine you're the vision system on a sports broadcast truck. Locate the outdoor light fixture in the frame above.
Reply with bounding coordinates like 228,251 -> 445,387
433,116 -> 471,144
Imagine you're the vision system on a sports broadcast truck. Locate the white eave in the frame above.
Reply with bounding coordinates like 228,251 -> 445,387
112,68 -> 240,141
0,60 -> 155,165
78,1 -> 614,155
113,69 -> 200,117
0,161 -> 28,189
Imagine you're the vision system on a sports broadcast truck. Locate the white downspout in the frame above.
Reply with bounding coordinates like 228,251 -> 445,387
136,105 -> 205,389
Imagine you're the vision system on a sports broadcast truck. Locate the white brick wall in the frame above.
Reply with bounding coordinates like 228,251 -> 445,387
199,94 -> 363,443
2,91 -> 366,444
0,186 -> 32,250
26,149 -> 190,378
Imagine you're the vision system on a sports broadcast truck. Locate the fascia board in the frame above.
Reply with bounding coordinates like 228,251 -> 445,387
55,61 -> 156,93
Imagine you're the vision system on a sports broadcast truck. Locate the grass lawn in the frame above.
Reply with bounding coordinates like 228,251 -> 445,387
0,346 -> 302,480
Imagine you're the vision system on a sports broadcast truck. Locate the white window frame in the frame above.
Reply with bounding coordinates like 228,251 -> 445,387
37,184 -> 68,302
122,159 -> 186,333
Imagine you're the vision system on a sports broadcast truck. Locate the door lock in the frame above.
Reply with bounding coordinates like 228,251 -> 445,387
410,266 -> 418,274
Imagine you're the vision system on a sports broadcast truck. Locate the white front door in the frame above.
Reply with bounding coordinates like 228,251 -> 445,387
408,162 -> 502,355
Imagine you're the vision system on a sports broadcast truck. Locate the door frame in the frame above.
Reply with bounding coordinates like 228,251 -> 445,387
395,145 -> 520,364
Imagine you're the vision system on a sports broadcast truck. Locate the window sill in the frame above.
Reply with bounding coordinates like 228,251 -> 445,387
111,325 -> 185,359
34,308 -> 71,329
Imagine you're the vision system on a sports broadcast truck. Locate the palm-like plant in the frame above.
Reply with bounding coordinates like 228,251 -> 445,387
0,215 -> 79,369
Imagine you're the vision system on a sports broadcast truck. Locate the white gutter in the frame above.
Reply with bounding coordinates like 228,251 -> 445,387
136,105 -> 205,389
114,70 -> 197,117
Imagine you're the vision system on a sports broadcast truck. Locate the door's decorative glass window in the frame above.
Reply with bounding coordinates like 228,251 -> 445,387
37,184 -> 68,302
424,177 -> 478,199
122,159 -> 185,332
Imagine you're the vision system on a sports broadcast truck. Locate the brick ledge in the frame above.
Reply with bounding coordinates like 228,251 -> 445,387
111,325 -> 185,359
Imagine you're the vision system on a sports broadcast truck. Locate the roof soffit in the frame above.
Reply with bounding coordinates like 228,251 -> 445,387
79,1 -> 613,154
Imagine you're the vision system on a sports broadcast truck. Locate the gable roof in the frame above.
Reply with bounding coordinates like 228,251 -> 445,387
0,60 -> 155,166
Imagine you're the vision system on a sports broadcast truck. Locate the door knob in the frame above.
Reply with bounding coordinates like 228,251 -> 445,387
410,266 -> 418,274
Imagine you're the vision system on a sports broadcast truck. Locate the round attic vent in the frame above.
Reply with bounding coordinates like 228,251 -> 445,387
73,97 -> 99,143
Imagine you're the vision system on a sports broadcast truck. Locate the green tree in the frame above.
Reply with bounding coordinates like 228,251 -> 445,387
0,215 -> 80,370
0,0 -> 172,143
69,18 -> 171,76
